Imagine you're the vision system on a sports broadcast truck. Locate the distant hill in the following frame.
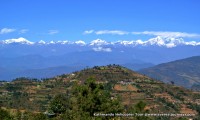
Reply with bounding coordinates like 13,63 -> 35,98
0,66 -> 85,80
121,63 -> 154,71
0,61 -> 152,80
139,56 -> 200,89
0,65 -> 199,119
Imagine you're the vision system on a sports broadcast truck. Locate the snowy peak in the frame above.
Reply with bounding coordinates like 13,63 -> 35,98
1,37 -> 200,47
115,40 -> 144,46
2,37 -> 34,45
185,41 -> 200,46
90,39 -> 109,46
116,36 -> 199,48
146,36 -> 165,46
38,40 -> 46,44
56,41 -> 70,44
144,36 -> 185,47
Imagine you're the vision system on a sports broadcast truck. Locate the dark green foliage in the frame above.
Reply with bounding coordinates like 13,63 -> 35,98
188,103 -> 200,114
0,108 -> 13,120
5,84 -> 22,92
135,101 -> 147,112
129,101 -> 151,120
45,84 -> 54,88
104,80 -> 117,91
15,110 -> 22,120
155,116 -> 171,120
31,113 -> 48,120
178,117 -> 189,120
157,97 -> 180,111
56,77 -> 123,119
49,94 -> 69,114
167,90 -> 184,101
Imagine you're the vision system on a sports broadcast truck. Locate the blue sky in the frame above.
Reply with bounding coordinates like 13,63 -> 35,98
0,0 -> 200,42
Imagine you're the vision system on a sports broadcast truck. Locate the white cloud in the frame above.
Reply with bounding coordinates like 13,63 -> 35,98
75,40 -> 86,46
132,31 -> 200,38
83,30 -> 94,34
19,29 -> 29,34
0,28 -> 16,34
165,43 -> 176,48
92,47 -> 112,52
95,30 -> 129,35
48,30 -> 59,35
83,30 -> 200,38
84,30 -> 129,35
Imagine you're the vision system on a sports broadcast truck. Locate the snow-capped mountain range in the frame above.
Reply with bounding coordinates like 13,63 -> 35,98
1,36 -> 200,47
1,36 -> 200,80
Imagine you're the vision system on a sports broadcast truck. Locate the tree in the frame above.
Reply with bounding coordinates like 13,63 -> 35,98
15,110 -> 22,120
129,101 -> 151,120
31,113 -> 48,120
60,77 -> 123,119
170,81 -> 174,85
48,94 -> 69,115
135,101 -> 147,112
0,108 -> 13,120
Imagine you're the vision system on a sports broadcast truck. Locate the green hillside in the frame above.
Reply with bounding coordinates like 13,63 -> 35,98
0,65 -> 200,120
139,56 -> 200,89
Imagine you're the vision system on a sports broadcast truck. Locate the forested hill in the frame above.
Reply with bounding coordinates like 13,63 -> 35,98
0,65 -> 200,119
